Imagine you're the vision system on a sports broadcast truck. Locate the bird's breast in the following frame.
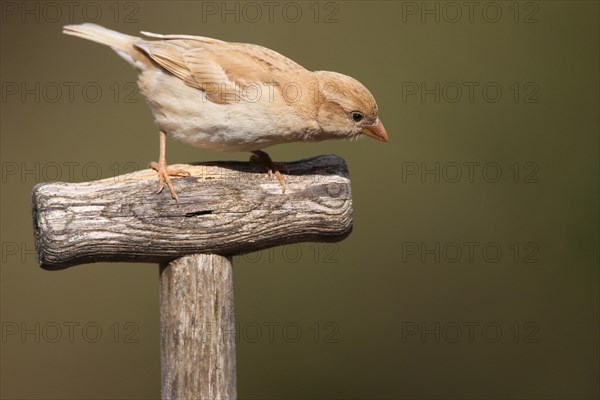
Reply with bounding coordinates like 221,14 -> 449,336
137,70 -> 318,152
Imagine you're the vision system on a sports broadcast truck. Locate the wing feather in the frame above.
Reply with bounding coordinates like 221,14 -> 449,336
135,37 -> 308,104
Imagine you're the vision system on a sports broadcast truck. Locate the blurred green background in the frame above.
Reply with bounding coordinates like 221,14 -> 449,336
1,1 -> 598,399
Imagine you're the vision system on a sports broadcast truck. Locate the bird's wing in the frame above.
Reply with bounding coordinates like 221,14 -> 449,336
140,31 -> 224,43
134,38 -> 307,104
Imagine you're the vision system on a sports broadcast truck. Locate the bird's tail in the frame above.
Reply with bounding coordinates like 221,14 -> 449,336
63,23 -> 147,69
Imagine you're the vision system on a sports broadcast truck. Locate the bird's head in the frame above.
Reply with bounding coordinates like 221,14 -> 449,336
313,71 -> 388,142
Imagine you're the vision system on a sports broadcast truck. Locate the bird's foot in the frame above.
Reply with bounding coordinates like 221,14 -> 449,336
149,161 -> 191,205
250,150 -> 286,193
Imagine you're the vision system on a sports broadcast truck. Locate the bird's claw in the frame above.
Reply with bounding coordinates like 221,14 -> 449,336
250,151 -> 286,193
149,161 -> 190,205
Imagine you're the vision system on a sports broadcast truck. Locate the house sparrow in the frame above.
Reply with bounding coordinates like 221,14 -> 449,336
63,23 -> 388,203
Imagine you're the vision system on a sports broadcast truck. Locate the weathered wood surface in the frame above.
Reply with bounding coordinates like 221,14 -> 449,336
32,155 -> 353,269
160,254 -> 236,400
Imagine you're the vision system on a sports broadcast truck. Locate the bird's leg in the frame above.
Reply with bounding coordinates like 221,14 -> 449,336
149,131 -> 190,205
250,150 -> 286,193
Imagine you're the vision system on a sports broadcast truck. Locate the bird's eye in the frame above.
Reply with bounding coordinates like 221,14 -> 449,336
351,112 -> 364,122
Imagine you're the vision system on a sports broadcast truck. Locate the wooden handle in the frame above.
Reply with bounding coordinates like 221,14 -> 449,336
160,254 -> 236,400
32,154 -> 353,269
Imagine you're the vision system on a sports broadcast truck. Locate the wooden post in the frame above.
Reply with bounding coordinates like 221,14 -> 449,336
32,154 -> 353,400
160,254 -> 236,400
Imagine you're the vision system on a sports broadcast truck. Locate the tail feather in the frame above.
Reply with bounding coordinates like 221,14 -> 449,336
63,23 -> 147,68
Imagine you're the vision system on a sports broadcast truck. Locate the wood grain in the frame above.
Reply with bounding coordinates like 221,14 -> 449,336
32,154 -> 353,269
160,254 -> 236,400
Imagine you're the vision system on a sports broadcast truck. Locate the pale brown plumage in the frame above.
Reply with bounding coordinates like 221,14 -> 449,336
136,37 -> 308,104
63,23 -> 388,203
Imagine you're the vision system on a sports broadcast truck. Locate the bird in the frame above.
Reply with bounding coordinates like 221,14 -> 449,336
63,23 -> 388,204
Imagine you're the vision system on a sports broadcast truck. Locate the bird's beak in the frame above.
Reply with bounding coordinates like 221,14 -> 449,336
362,119 -> 389,142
